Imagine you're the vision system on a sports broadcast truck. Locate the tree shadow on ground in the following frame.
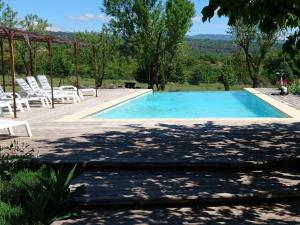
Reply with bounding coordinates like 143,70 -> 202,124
71,168 -> 300,204
36,121 -> 300,163
53,202 -> 300,225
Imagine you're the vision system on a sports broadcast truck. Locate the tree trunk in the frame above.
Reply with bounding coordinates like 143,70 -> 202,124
147,63 -> 153,89
252,76 -> 259,88
222,73 -> 230,91
99,61 -> 105,87
20,54 -> 30,76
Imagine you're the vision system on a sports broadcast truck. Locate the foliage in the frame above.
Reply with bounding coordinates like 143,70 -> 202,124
4,169 -> 43,205
264,50 -> 295,84
0,164 -> 83,225
0,140 -> 83,225
186,38 -> 236,55
75,27 -> 118,87
103,0 -> 195,90
219,60 -> 237,91
0,2 -> 18,28
229,20 -> 278,88
25,165 -> 84,224
52,46 -> 74,78
289,79 -> 300,95
16,14 -> 49,76
188,66 -> 202,85
201,0 -> 300,56
0,201 -> 24,225
0,141 -> 35,181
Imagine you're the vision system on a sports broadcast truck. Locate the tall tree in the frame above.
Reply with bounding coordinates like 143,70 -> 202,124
219,59 -> 237,91
201,0 -> 300,56
103,0 -> 194,90
229,21 -> 278,88
17,14 -> 49,76
75,27 -> 117,87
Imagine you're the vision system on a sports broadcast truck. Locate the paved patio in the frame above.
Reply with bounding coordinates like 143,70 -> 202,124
53,203 -> 300,225
1,88 -> 300,224
258,88 -> 300,110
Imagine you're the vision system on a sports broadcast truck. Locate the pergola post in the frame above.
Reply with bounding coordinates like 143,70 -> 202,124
0,38 -> 5,92
6,30 -> 17,118
73,41 -> 79,96
47,38 -> 54,109
29,41 -> 34,76
92,45 -> 98,97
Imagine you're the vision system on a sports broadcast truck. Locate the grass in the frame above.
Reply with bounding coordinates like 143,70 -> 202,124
56,77 -> 248,91
2,75 -> 248,92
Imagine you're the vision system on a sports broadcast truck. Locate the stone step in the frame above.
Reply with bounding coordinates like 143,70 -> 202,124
70,169 -> 300,207
43,158 -> 300,170
52,202 -> 300,225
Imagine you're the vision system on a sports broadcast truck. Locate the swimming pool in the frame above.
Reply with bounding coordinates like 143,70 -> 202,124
92,91 -> 287,119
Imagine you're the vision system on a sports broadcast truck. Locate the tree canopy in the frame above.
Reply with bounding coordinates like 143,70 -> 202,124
103,0 -> 195,90
201,0 -> 300,55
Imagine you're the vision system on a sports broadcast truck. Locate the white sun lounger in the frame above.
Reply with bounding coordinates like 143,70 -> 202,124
0,85 -> 30,112
26,76 -> 80,104
16,78 -> 50,107
0,119 -> 32,137
0,101 -> 13,116
37,75 -> 96,99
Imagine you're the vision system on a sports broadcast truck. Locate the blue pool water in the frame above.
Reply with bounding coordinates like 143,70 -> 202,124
93,91 -> 287,119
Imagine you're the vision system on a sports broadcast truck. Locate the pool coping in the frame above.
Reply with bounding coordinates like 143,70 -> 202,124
56,89 -> 152,122
245,88 -> 300,119
57,88 -> 300,123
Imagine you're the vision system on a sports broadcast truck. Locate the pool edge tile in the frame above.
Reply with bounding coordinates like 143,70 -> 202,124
244,88 -> 300,119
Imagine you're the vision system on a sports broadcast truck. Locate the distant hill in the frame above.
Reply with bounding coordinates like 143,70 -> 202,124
186,34 -> 233,41
50,31 -> 280,56
185,39 -> 236,55
50,31 -> 74,40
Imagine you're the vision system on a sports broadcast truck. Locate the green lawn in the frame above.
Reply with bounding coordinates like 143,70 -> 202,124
1,75 -> 249,92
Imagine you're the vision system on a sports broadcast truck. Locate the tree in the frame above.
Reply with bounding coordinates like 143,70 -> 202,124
103,0 -> 194,90
219,60 -> 237,91
201,0 -> 300,55
264,50 -> 297,84
0,3 -> 18,28
229,20 -> 278,88
17,14 -> 49,76
75,27 -> 117,87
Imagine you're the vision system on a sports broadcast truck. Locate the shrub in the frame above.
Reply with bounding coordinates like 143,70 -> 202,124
0,202 -> 24,225
289,79 -> 300,94
188,67 -> 202,85
0,141 -> 35,181
25,165 -> 84,224
0,141 -> 83,224
6,169 -> 44,205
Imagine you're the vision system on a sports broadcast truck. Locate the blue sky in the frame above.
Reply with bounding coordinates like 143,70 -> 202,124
6,0 -> 229,35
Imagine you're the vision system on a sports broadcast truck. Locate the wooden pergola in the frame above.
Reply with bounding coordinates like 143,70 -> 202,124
0,26 -> 98,118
